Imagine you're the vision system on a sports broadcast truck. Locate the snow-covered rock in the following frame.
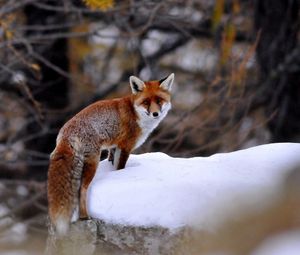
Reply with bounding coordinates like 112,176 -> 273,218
84,143 -> 300,254
88,143 -> 300,230
46,143 -> 300,255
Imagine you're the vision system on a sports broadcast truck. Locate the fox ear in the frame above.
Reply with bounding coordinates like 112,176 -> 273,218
159,73 -> 174,92
130,76 -> 145,95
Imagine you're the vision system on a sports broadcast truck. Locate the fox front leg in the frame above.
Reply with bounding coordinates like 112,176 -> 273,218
112,148 -> 130,170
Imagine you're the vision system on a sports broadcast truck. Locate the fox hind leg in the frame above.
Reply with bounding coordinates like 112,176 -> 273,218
79,154 -> 99,219
108,148 -> 116,164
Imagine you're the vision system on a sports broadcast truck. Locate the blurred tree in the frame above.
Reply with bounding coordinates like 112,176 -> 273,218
1,0 -> 299,181
23,1 -> 70,179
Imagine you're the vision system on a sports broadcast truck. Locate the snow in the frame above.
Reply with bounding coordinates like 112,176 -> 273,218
88,143 -> 300,231
251,230 -> 300,255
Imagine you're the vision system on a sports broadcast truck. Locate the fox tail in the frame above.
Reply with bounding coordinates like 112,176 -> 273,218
47,140 -> 84,236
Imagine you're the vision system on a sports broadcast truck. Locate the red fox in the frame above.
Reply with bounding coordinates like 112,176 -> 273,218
47,73 -> 174,235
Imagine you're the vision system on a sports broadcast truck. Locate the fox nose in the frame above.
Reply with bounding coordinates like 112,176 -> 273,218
152,112 -> 159,117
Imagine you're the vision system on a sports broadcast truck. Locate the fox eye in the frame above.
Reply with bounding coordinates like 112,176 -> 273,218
156,97 -> 162,105
142,99 -> 150,106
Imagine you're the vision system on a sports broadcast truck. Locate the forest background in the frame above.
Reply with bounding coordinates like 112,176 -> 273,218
0,0 -> 299,254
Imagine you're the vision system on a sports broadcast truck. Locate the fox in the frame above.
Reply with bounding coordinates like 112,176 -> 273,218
47,73 -> 174,235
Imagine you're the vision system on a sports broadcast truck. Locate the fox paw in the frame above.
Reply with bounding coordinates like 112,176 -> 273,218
79,216 -> 90,221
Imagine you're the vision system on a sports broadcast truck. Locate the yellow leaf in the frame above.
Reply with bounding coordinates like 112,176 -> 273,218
212,0 -> 225,32
5,30 -> 13,40
31,63 -> 41,72
232,0 -> 241,14
82,0 -> 115,11
220,23 -> 236,66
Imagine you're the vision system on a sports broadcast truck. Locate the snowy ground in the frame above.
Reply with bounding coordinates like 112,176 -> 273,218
88,143 -> 300,232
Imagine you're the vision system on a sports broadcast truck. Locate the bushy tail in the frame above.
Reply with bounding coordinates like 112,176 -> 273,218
47,140 -> 84,236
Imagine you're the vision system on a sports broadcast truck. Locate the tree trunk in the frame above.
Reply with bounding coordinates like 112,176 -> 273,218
254,0 -> 300,141
23,2 -> 70,180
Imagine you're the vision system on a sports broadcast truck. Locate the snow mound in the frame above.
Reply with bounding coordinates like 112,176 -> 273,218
88,143 -> 300,230
251,230 -> 300,255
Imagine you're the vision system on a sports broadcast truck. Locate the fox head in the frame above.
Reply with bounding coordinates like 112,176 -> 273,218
129,73 -> 174,121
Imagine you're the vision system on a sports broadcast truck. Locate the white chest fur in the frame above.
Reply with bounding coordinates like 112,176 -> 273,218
134,117 -> 160,149
134,103 -> 171,150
